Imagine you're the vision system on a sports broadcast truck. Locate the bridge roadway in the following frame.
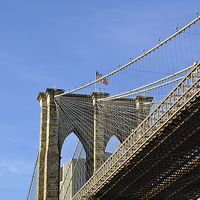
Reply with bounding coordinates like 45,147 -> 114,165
72,62 -> 200,200
89,101 -> 200,200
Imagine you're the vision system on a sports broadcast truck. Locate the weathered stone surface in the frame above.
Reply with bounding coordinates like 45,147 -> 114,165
36,92 -> 47,200
36,88 -> 64,200
91,92 -> 109,173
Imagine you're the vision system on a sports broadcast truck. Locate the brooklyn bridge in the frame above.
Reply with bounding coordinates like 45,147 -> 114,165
27,15 -> 200,200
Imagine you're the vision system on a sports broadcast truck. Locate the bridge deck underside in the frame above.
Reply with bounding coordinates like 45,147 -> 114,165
91,97 -> 200,199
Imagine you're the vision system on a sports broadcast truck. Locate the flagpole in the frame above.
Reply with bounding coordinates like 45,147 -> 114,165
95,71 -> 97,92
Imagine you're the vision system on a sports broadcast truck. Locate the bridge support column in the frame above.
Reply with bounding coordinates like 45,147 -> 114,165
36,88 -> 64,200
91,92 -> 109,173
36,92 -> 47,200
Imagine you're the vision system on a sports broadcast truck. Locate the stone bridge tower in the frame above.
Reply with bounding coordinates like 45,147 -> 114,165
36,88 -> 153,200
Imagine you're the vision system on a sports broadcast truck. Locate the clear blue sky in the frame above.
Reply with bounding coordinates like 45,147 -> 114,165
0,1 -> 200,199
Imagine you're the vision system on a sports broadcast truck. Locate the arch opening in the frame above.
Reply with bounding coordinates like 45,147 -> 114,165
105,135 -> 121,161
60,132 -> 86,166
59,132 -> 87,200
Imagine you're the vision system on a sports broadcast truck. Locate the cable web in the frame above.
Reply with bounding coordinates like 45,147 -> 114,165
56,94 -> 154,200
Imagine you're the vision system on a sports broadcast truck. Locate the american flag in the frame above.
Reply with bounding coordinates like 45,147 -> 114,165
96,71 -> 109,86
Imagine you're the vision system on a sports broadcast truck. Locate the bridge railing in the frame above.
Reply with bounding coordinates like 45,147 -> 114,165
72,61 -> 200,200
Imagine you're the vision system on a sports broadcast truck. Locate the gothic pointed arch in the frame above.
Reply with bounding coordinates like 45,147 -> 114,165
105,135 -> 121,161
